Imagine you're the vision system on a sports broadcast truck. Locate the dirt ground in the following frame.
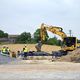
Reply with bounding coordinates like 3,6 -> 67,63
0,44 -> 61,53
0,44 -> 80,79
0,61 -> 80,80
0,61 -> 80,72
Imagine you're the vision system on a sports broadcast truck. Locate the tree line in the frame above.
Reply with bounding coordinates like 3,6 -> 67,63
0,30 -> 8,38
0,29 -> 62,46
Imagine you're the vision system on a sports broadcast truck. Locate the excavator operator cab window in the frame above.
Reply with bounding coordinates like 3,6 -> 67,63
63,37 -> 76,47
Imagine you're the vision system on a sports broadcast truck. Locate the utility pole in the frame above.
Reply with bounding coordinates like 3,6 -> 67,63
69,30 -> 72,37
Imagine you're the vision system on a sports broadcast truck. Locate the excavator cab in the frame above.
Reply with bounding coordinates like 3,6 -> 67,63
62,37 -> 77,51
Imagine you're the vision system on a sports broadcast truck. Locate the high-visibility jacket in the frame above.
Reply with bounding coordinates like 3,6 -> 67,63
2,48 -> 6,53
23,48 -> 28,52
6,48 -> 10,52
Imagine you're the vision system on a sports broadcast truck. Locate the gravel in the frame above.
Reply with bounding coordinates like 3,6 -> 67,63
0,71 -> 80,80
0,53 -> 18,64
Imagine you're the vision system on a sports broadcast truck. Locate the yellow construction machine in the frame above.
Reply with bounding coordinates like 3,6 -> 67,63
40,23 -> 77,52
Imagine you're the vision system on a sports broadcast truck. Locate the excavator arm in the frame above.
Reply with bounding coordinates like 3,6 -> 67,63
40,23 -> 77,51
40,23 -> 67,41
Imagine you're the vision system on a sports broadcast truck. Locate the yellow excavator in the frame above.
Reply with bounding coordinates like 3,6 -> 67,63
40,23 -> 77,53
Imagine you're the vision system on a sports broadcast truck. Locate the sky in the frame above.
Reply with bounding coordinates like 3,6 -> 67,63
0,0 -> 80,39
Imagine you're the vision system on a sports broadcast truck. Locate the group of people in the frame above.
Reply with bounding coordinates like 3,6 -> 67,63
1,46 -> 10,55
1,41 -> 42,59
1,45 -> 29,58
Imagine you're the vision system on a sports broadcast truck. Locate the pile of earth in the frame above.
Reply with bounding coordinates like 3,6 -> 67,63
60,48 -> 80,62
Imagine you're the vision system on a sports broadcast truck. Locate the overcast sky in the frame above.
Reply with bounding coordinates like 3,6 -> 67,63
0,0 -> 80,39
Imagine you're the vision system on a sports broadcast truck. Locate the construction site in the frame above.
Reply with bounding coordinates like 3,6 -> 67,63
0,0 -> 80,79
0,23 -> 80,80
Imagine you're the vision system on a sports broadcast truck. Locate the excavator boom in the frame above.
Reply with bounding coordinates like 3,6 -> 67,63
40,23 -> 67,41
40,23 -> 77,51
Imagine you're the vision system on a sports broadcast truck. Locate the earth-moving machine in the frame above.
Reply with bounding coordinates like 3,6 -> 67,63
39,23 -> 77,55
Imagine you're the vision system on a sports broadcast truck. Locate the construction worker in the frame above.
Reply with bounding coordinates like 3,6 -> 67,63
23,46 -> 29,60
6,47 -> 10,55
1,46 -> 7,55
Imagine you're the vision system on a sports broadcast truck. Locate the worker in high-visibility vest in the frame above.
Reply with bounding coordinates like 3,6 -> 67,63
1,46 -> 7,54
23,46 -> 29,60
6,47 -> 10,55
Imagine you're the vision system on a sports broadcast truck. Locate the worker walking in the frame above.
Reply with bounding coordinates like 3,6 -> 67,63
23,46 -> 29,60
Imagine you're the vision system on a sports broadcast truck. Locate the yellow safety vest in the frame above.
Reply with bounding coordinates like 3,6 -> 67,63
23,48 -> 28,52
2,48 -> 6,53
7,48 -> 10,52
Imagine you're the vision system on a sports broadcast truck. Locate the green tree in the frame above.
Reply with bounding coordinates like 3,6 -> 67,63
0,30 -> 8,38
34,29 -> 40,42
4,33 -> 8,38
0,30 -> 4,37
47,37 -> 58,45
16,32 -> 31,43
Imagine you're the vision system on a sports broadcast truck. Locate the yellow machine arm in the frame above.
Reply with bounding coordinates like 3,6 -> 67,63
40,23 -> 77,51
40,23 -> 67,41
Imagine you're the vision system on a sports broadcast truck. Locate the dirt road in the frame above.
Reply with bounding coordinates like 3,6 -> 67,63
0,61 -> 80,80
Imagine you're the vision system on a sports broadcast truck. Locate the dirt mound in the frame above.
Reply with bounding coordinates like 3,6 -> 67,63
71,48 -> 80,54
60,48 -> 80,62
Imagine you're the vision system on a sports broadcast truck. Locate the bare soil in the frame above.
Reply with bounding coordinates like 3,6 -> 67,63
0,44 -> 80,79
0,61 -> 80,72
0,44 -> 61,53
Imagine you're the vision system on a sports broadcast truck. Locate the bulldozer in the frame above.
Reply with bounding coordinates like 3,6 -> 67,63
39,23 -> 78,56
